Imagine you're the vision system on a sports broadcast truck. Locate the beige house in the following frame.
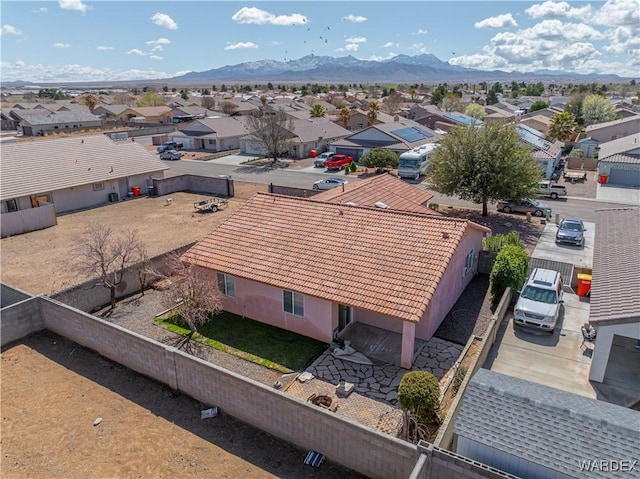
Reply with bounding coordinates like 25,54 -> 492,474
120,106 -> 172,124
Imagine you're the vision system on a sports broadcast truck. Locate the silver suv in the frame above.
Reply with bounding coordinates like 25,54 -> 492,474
314,152 -> 335,168
514,268 -> 564,333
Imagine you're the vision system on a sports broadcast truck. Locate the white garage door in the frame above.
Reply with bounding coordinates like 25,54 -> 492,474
608,165 -> 640,187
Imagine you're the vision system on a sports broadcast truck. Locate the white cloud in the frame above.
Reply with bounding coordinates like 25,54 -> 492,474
383,42 -> 399,48
408,43 -> 428,54
345,36 -> 366,44
342,14 -> 367,23
58,0 -> 90,14
146,38 -> 171,46
32,7 -> 48,13
336,44 -> 360,52
126,49 -> 145,56
414,29 -> 428,35
149,55 -> 163,61
53,42 -> 70,48
96,46 -> 114,51
1,25 -> 23,36
231,7 -> 307,26
525,1 -> 592,19
150,13 -> 178,30
271,41 -> 280,46
224,41 -> 258,50
594,0 -> 639,27
0,61 -> 179,82
150,45 -> 163,52
475,13 -> 518,29
522,20 -> 605,41
368,53 -> 397,61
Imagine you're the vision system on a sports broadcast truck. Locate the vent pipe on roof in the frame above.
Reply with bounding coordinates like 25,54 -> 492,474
374,202 -> 389,209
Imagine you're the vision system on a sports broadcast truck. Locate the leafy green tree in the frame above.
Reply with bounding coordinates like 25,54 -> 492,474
338,107 -> 351,129
137,92 -> 166,106
549,112 -> 577,141
486,87 -> 499,105
310,104 -> 326,118
525,82 -> 545,96
162,86 -> 169,92
430,85 -> 448,106
359,148 -> 399,169
529,100 -> 548,112
180,89 -> 189,100
489,243 -> 529,304
427,123 -> 541,216
582,94 -> 617,126
465,103 -> 486,120
565,94 -> 586,125
398,371 -> 441,424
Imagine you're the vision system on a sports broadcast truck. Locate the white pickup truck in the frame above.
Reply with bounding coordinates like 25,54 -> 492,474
537,181 -> 567,199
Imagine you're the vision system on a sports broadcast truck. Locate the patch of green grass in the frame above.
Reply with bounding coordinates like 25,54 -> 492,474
155,311 -> 327,373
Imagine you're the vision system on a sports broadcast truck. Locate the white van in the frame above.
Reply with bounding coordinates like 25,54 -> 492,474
514,268 -> 564,333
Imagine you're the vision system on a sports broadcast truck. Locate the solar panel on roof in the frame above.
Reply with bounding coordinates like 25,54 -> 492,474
391,126 -> 433,143
413,127 -> 433,138
517,125 -> 551,151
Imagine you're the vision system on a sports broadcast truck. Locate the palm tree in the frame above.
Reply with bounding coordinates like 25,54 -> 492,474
82,93 -> 99,113
310,104 -> 326,118
338,107 -> 351,129
549,112 -> 577,141
367,101 -> 379,126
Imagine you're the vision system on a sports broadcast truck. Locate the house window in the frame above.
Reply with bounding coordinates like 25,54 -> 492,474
6,199 -> 18,212
217,273 -> 235,297
283,290 -> 304,316
93,182 -> 105,191
463,249 -> 474,276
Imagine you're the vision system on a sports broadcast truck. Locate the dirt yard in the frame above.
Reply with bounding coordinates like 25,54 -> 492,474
1,331 -> 364,479
0,191 -> 257,295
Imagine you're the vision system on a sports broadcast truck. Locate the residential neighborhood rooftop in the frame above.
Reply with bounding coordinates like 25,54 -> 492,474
182,193 -> 488,323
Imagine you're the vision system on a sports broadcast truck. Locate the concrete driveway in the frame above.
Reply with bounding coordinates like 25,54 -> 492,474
532,221 -> 595,270
484,292 -> 598,399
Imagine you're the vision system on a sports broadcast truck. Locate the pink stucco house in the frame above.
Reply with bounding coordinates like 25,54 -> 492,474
182,192 -> 490,368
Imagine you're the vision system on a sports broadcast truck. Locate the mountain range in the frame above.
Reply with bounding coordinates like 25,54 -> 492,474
174,53 -> 624,84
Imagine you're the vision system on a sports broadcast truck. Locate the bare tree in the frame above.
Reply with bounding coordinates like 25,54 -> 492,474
383,92 -> 403,115
367,101 -> 380,126
159,254 -> 222,343
75,223 -> 146,311
219,100 -> 238,115
338,107 -> 351,129
201,95 -> 216,110
245,107 -> 295,164
112,92 -> 134,106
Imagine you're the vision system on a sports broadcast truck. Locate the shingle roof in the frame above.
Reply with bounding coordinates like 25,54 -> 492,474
585,114 -> 640,132
455,369 -> 640,479
20,110 -> 101,125
599,153 -> 640,165
313,173 -> 436,214
182,193 -> 486,322
0,135 -> 169,200
598,132 -> 640,159
590,208 -> 640,325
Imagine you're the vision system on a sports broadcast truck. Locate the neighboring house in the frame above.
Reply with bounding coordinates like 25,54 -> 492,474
482,105 -> 515,124
93,104 -> 130,124
578,136 -> 600,158
18,111 -> 102,136
170,106 -> 214,122
585,115 -> 640,143
516,124 -> 564,178
313,173 -> 436,214
519,113 -> 552,136
336,108 -> 396,131
241,116 -> 351,159
170,116 -> 251,151
120,106 -> 172,124
596,133 -> 640,187
182,193 -> 489,369
0,135 -> 168,236
454,369 -> 640,479
408,104 -> 482,132
329,118 -> 442,161
588,208 -> 640,386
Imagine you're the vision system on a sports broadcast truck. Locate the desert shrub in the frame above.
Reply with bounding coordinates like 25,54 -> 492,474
482,231 -> 523,253
349,161 -> 358,173
359,148 -> 399,169
568,148 -> 584,158
489,243 -> 529,304
398,371 -> 441,423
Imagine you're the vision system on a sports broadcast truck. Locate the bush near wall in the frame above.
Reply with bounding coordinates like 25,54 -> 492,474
489,244 -> 529,304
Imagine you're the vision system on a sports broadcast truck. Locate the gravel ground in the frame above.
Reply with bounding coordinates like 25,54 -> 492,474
559,169 -> 598,199
97,289 -> 285,387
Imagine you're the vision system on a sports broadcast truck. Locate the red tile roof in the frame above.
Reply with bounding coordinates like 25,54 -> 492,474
182,193 -> 489,323
312,173 -> 436,214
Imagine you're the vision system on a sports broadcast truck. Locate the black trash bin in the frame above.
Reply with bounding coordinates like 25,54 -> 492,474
147,186 -> 156,197
108,192 -> 119,202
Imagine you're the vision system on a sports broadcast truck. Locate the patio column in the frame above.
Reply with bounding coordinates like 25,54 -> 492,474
401,321 -> 416,369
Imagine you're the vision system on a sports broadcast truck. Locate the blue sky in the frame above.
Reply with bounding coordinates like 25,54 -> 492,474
1,1 -> 638,82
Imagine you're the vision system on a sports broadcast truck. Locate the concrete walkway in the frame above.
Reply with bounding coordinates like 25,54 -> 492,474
596,183 -> 640,205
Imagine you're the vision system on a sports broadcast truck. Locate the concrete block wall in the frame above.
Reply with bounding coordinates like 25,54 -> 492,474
39,298 -> 178,389
152,175 -> 233,197
0,296 -> 45,347
1,283 -> 32,308
268,184 -> 322,198
173,352 -> 417,479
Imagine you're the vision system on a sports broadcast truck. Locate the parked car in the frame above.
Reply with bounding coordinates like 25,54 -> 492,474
537,181 -> 567,199
314,152 -> 335,168
159,149 -> 182,161
157,141 -> 184,153
555,218 -> 586,247
324,154 -> 354,171
313,177 -> 348,190
514,268 -> 564,333
496,198 -> 552,217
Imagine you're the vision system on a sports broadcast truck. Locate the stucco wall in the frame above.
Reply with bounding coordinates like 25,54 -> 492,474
218,275 -> 335,343
589,321 -> 640,383
0,296 -> 45,347
152,174 -> 233,197
0,203 -> 57,237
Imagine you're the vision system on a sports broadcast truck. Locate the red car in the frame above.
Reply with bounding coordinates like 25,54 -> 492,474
323,154 -> 353,171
